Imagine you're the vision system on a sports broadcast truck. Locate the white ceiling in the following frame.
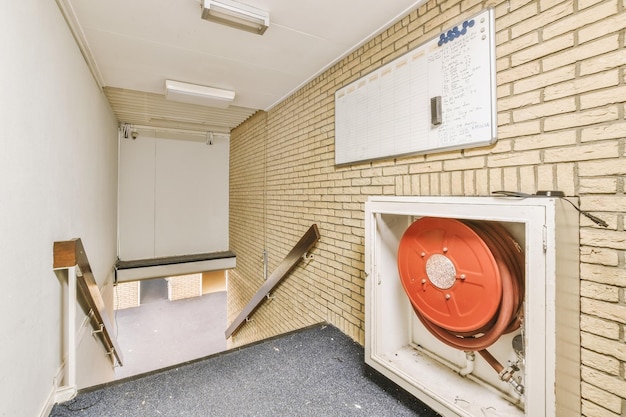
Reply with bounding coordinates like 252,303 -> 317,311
59,0 -> 424,134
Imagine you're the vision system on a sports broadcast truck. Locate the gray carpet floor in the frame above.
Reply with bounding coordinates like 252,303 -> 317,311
50,324 -> 440,417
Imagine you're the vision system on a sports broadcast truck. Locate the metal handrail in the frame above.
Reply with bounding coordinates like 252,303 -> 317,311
53,238 -> 124,366
225,224 -> 320,338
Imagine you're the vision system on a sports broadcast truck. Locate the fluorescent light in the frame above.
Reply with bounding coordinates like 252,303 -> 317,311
201,0 -> 269,35
165,80 -> 235,108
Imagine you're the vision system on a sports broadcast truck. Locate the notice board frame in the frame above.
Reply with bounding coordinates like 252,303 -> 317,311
334,8 -> 497,165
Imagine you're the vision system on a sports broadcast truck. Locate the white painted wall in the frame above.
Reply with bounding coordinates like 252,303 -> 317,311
118,135 -> 156,259
0,2 -> 119,416
118,134 -> 230,260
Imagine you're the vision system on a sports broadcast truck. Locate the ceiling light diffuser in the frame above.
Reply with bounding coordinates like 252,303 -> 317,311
165,80 -> 235,109
201,0 -> 270,35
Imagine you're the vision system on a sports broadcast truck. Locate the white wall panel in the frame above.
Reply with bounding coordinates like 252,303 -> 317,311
155,137 -> 229,257
118,136 -> 156,259
118,135 -> 229,260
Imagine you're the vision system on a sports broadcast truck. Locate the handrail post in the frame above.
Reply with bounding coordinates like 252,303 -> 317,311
67,266 -> 77,390
53,238 -> 124,403
52,266 -> 78,402
53,238 -> 124,367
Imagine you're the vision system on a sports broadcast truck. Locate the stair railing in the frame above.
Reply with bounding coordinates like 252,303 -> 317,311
53,238 -> 123,400
225,224 -> 320,338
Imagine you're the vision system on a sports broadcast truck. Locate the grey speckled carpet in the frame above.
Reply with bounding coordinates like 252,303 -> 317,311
50,324 -> 441,417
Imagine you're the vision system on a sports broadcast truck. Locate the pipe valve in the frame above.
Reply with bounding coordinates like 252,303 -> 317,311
499,360 -> 525,395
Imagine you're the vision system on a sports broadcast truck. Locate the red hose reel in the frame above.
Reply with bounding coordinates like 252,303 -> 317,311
397,217 -> 525,352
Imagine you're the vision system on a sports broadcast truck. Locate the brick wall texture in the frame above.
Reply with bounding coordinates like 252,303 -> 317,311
114,281 -> 139,310
229,1 -> 626,415
168,274 -> 203,301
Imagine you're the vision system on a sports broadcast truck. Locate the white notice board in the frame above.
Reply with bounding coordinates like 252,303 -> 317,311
334,8 -> 496,165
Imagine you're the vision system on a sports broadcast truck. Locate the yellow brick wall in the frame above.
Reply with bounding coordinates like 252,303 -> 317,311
168,274 -> 202,301
229,0 -> 626,415
113,281 -> 139,310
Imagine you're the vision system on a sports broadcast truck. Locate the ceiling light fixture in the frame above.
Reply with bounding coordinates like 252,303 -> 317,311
201,0 -> 270,35
165,80 -> 235,108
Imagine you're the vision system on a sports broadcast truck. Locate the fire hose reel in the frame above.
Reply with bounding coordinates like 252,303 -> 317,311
397,217 -> 525,393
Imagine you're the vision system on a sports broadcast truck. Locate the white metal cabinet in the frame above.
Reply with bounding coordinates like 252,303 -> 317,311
364,196 -> 580,417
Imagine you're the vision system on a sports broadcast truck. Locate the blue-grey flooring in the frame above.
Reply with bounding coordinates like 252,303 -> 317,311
114,290 -> 227,379
51,324 -> 441,417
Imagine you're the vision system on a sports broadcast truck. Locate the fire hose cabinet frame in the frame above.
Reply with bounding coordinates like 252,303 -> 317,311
364,196 -> 580,417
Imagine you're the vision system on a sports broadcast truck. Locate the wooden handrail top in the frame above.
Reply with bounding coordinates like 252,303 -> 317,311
225,224 -> 320,338
53,238 -> 124,366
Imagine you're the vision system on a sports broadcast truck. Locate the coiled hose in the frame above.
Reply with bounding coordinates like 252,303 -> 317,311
397,217 -> 524,378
